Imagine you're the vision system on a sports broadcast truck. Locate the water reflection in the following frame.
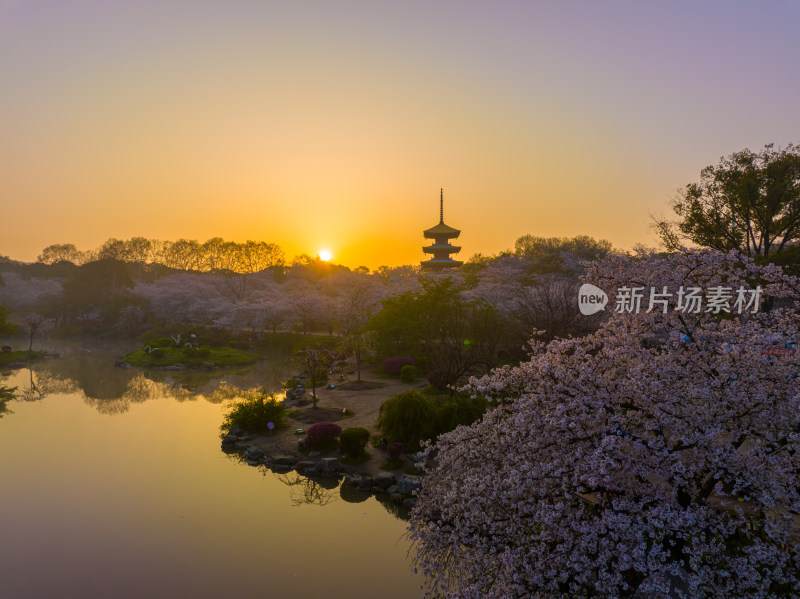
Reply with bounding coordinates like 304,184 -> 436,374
0,342 -> 291,415
276,472 -> 338,507
0,384 -> 15,418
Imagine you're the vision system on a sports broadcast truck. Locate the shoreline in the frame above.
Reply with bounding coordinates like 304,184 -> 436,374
220,371 -> 427,507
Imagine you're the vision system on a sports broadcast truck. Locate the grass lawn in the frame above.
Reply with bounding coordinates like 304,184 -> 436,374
0,350 -> 43,366
122,346 -> 258,368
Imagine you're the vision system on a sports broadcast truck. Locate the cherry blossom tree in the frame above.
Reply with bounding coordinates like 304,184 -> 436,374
336,272 -> 388,380
134,273 -> 228,325
410,249 -> 800,598
0,272 -> 62,314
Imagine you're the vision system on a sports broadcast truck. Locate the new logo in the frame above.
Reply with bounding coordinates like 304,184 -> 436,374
578,284 -> 608,315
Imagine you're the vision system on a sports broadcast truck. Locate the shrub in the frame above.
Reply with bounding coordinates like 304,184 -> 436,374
306,422 -> 342,451
399,364 -> 417,382
382,356 -> 416,376
378,390 -> 490,450
154,337 -> 174,348
426,370 -> 449,390
221,392 -> 287,433
182,344 -> 195,354
196,346 -> 211,357
388,442 -> 404,461
149,348 -> 166,359
377,390 -> 436,450
339,427 -> 370,457
435,395 -> 489,433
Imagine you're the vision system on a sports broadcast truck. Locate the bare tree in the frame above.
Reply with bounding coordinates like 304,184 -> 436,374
24,313 -> 48,351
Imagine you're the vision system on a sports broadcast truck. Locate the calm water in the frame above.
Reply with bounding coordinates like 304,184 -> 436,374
0,344 -> 420,599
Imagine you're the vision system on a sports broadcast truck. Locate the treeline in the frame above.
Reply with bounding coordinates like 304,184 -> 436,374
0,233 -> 614,388
36,237 -> 286,274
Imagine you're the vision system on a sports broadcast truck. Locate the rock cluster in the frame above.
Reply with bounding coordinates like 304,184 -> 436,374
220,428 -> 422,508
342,472 -> 420,508
283,387 -> 308,406
221,428 -> 347,475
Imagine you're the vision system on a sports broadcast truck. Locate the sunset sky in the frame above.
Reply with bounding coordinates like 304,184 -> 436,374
2,1 -> 799,269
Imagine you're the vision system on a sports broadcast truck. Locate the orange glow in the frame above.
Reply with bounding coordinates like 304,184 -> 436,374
2,3 -> 796,268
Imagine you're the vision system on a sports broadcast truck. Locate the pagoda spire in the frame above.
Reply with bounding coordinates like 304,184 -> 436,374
422,188 -> 463,271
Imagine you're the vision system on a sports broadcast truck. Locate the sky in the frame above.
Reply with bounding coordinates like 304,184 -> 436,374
2,1 -> 799,269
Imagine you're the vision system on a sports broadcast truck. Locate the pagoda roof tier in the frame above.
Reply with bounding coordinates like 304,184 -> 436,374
423,244 -> 461,254
421,258 -> 464,267
423,222 -> 461,238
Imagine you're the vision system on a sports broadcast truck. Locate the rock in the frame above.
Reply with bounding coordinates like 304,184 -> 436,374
357,476 -> 374,490
202,361 -> 215,369
386,485 -> 400,495
316,457 -> 340,476
114,360 -> 131,368
228,427 -> 245,437
402,498 -> 417,510
344,473 -> 364,487
295,460 -> 316,473
270,463 -> 293,473
398,475 -> 423,495
1,346 -> 11,352
308,451 -> 321,457
390,493 -> 403,504
246,446 -> 264,460
373,472 -> 395,490
245,459 -> 261,466
271,455 -> 296,467
221,434 -> 237,446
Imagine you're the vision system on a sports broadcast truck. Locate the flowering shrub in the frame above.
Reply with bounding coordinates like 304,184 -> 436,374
388,442 -> 404,461
382,356 -> 416,375
410,249 -> 800,598
305,422 -> 342,451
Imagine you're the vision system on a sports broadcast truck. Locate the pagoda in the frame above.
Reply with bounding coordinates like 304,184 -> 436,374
421,189 -> 463,271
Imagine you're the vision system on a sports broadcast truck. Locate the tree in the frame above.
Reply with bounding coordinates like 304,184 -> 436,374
510,275 -> 604,342
0,305 -> 16,335
62,259 -> 135,325
410,249 -> 800,598
369,279 -> 503,389
298,348 -> 343,408
36,243 -> 86,265
656,143 -> 800,256
337,273 -> 386,381
515,234 -> 613,275
24,313 -> 48,350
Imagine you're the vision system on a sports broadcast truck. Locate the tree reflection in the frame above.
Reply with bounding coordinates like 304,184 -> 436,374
275,472 -> 337,507
0,385 -> 16,418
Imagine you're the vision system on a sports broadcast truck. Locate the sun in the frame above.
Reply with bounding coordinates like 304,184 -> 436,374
318,249 -> 332,262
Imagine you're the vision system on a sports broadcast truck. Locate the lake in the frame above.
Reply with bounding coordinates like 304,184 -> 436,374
0,343 -> 421,599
